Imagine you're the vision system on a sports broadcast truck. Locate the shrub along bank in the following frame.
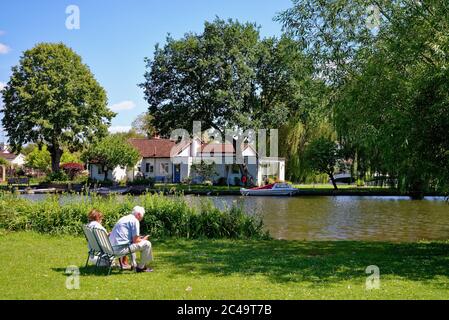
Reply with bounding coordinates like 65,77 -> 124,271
0,193 -> 268,239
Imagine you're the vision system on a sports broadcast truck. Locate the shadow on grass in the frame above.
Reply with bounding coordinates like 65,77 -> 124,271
49,240 -> 449,285
157,240 -> 449,285
52,265 -> 134,277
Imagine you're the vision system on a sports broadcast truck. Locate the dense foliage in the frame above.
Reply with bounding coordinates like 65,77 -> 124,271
25,145 -> 81,173
0,193 -> 268,239
141,18 -> 320,136
81,134 -> 140,181
191,160 -> 218,183
279,0 -> 449,195
60,162 -> 84,180
305,137 -> 341,190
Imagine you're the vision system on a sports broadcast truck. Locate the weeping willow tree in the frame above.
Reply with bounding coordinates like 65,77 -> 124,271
278,0 -> 449,196
279,121 -> 307,182
279,104 -> 335,183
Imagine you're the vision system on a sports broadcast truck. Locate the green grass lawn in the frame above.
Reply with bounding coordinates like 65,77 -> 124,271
1,231 -> 449,300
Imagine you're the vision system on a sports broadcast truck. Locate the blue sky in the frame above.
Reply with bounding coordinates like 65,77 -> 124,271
0,0 -> 292,140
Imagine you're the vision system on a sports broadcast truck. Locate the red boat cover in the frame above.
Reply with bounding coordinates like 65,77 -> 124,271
250,184 -> 275,190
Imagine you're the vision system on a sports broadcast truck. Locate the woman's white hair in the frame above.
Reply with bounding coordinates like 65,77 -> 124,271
132,206 -> 145,217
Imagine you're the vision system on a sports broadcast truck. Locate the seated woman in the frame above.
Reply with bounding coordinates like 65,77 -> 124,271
87,209 -> 131,269
87,209 -> 107,231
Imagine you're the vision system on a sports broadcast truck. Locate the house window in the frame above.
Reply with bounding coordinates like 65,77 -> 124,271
160,163 -> 169,175
97,166 -> 102,175
145,163 -> 154,173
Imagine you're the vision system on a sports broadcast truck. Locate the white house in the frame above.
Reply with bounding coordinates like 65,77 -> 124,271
0,148 -> 26,182
88,138 -> 285,186
0,150 -> 26,167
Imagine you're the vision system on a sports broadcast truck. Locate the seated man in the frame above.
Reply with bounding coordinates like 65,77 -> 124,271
109,206 -> 153,273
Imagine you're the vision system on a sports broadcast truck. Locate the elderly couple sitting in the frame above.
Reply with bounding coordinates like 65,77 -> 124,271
87,206 -> 154,273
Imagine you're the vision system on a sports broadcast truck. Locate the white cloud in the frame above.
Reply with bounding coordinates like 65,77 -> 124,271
0,82 -> 5,91
108,126 -> 132,133
109,100 -> 136,111
0,43 -> 10,54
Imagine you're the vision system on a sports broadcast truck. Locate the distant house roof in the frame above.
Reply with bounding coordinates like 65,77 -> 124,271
0,151 -> 19,161
127,138 -> 257,159
128,138 -> 178,158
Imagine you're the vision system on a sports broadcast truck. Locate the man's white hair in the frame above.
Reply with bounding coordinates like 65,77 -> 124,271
132,206 -> 145,217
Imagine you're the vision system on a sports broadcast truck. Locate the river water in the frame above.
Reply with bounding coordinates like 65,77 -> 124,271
21,194 -> 449,242
186,195 -> 449,242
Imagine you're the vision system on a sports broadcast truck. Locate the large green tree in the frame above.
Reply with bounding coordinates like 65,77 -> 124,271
1,43 -> 115,173
141,18 -> 259,136
81,135 -> 140,181
141,18 -> 316,137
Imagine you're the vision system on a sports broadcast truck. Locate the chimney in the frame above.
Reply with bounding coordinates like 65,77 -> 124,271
190,138 -> 200,158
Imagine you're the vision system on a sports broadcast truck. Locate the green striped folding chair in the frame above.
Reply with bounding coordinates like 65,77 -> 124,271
82,225 -> 103,269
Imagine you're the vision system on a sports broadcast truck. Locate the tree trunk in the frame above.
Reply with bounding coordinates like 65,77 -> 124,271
239,164 -> 246,186
329,173 -> 338,190
49,146 -> 63,173
409,178 -> 425,200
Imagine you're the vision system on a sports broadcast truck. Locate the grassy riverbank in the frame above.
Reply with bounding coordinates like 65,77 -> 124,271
150,184 -> 445,197
1,231 -> 449,300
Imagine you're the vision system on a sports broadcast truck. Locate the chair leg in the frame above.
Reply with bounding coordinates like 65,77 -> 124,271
85,253 -> 90,268
107,258 -> 113,276
96,255 -> 103,270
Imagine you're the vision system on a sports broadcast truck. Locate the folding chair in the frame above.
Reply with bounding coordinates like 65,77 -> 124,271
92,228 -> 134,275
81,225 -> 103,268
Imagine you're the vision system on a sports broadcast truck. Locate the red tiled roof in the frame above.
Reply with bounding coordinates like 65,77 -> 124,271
128,138 -> 178,158
0,152 -> 18,161
127,139 -> 256,158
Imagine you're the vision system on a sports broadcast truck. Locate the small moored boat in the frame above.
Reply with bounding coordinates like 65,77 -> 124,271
240,183 -> 297,196
90,187 -> 130,196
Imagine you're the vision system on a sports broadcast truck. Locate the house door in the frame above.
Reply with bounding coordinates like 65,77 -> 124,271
173,164 -> 181,183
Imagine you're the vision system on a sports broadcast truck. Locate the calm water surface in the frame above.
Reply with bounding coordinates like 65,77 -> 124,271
186,195 -> 449,242
21,194 -> 449,242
